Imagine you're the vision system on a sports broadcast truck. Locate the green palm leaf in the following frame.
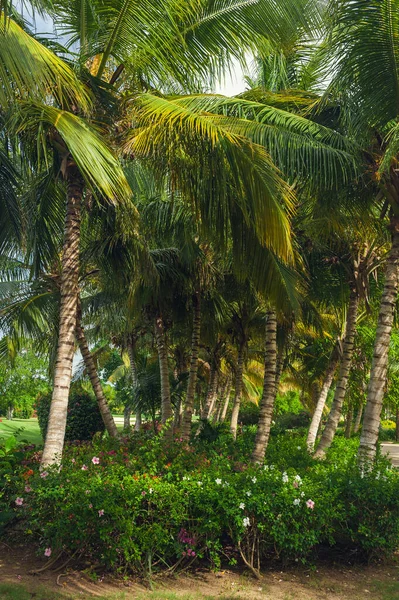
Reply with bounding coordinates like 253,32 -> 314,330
0,15 -> 91,109
13,102 -> 132,204
124,92 -> 294,263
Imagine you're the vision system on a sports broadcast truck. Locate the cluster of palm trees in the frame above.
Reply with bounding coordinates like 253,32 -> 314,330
1,0 -> 399,468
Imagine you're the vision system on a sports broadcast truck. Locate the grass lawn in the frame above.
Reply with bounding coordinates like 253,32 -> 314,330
0,418 -> 42,445
0,415 -> 129,447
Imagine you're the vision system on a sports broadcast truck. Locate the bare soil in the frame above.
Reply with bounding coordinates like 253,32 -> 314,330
1,543 -> 399,599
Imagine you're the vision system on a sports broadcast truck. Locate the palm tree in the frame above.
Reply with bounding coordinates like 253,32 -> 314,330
322,0 -> 399,463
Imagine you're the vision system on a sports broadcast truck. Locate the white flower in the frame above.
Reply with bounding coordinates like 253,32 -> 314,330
149,488 -> 153,494
239,503 -> 245,510
360,470 -> 364,479
243,517 -> 250,528
375,471 -> 380,480
215,478 -> 222,485
300,491 -> 305,497
246,491 -> 252,497
297,446 -> 301,450
182,476 -> 188,481
282,472 -> 289,483
294,475 -> 302,482
293,498 -> 301,506
264,465 -> 269,471
197,481 -> 203,486
269,465 -> 275,470
251,477 -> 257,484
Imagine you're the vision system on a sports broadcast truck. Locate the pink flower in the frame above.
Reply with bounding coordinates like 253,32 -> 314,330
89,504 -> 93,509
44,548 -> 52,557
293,481 -> 299,489
15,497 -> 24,506
71,458 -> 76,464
141,491 -> 146,496
92,457 -> 100,465
24,486 -> 32,493
81,465 -> 88,471
98,509 -> 104,517
40,471 -> 48,479
306,499 -> 315,510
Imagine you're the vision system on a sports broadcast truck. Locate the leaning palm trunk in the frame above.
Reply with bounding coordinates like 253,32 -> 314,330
126,339 -> 139,431
344,402 -> 353,439
252,311 -> 278,463
230,344 -> 245,440
75,321 -> 118,438
353,404 -> 364,434
202,366 -> 219,420
220,376 -> 232,423
306,349 -> 339,452
154,315 -> 173,424
181,293 -> 201,440
41,171 -> 83,467
314,293 -> 359,459
359,223 -> 399,464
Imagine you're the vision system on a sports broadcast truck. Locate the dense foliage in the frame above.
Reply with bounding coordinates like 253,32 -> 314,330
3,430 -> 398,577
36,385 -> 105,442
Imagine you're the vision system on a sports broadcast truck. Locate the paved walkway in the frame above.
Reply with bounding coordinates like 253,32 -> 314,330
381,443 -> 399,467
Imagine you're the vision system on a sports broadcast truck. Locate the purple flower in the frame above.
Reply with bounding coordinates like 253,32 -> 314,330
92,457 -> 100,465
15,497 -> 24,506
44,548 -> 52,557
98,509 -> 104,517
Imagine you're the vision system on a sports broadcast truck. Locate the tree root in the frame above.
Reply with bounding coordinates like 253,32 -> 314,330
238,541 -> 262,580
29,551 -> 63,574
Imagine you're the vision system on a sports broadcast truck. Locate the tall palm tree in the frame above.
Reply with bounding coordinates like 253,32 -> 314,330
322,0 -> 399,463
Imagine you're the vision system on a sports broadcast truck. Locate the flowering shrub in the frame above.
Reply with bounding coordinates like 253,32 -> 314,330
4,431 -> 399,575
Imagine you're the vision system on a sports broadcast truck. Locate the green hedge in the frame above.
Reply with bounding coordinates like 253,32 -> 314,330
36,385 -> 105,442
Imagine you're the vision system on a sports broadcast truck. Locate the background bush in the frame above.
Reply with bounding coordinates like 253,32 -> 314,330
36,384 -> 105,442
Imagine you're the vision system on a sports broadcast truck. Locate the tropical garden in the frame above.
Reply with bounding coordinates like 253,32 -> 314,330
2,0 -> 399,597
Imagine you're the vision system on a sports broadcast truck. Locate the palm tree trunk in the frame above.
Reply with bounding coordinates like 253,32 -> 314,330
220,376 -> 232,423
396,408 -> 399,443
359,222 -> 399,464
75,321 -> 118,438
202,366 -> 218,420
314,292 -> 359,459
154,315 -> 173,424
275,345 -> 284,394
252,311 -> 277,463
353,404 -> 364,434
126,339 -> 139,431
41,170 -> 83,467
344,401 -> 354,439
307,350 -> 338,452
214,380 -> 226,422
181,293 -> 201,440
230,343 -> 245,441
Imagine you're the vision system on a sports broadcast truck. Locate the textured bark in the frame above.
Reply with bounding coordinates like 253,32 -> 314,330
230,344 -> 245,440
201,366 -> 219,420
154,315 -> 173,424
306,350 -> 338,452
314,292 -> 359,459
359,223 -> 399,463
353,405 -> 364,434
344,402 -> 354,439
41,171 -> 83,467
252,311 -> 278,463
220,376 -> 232,423
126,339 -> 139,431
124,405 -> 131,430
181,293 -> 201,440
75,321 -> 118,438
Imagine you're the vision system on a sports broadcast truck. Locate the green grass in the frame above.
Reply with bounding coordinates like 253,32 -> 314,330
0,418 -> 42,445
372,580 -> 399,600
0,584 -> 242,600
